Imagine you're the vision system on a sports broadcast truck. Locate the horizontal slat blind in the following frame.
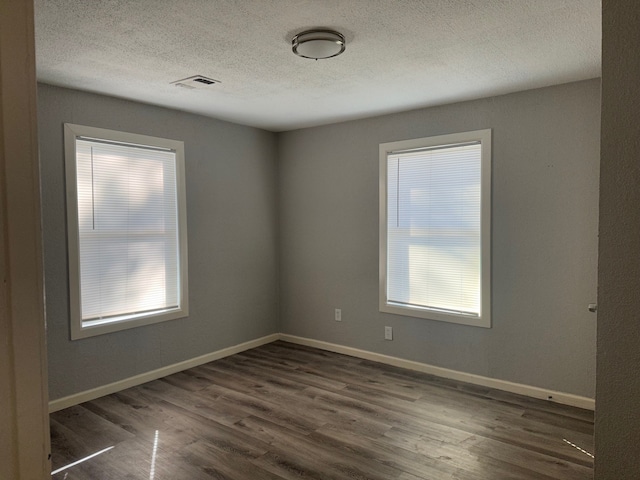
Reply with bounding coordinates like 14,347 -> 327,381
387,142 -> 481,315
75,139 -> 179,321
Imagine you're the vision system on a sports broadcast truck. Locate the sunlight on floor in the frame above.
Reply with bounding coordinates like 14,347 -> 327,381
51,445 -> 114,476
149,430 -> 159,479
563,438 -> 594,459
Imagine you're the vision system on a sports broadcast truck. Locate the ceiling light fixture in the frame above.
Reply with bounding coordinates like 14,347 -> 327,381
292,29 -> 346,60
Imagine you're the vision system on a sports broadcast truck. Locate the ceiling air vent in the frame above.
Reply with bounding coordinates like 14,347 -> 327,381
171,75 -> 220,90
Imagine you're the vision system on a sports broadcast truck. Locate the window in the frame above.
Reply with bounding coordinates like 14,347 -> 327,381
379,129 -> 491,327
64,124 -> 188,339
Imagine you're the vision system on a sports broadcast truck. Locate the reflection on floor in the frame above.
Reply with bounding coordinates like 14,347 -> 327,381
50,341 -> 594,479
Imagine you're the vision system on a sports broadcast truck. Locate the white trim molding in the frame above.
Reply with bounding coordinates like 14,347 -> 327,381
49,333 -> 595,413
49,334 -> 279,413
280,334 -> 595,411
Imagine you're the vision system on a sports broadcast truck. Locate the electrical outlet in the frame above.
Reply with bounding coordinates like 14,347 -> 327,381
384,326 -> 393,340
335,308 -> 342,322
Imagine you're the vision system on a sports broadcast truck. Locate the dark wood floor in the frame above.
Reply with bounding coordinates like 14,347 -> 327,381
50,341 -> 594,479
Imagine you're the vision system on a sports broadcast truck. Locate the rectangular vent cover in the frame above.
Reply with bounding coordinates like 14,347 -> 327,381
171,75 -> 220,89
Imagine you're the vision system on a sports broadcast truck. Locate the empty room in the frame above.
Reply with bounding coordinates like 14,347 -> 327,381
3,1 -> 640,479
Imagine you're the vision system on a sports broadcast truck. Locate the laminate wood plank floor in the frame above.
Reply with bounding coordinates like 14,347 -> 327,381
50,341 -> 594,479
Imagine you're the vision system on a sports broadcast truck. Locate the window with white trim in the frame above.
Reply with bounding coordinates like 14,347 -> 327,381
64,124 -> 188,339
379,129 -> 491,327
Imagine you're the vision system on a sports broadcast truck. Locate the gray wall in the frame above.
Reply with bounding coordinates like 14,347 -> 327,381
40,79 -> 601,402
39,84 -> 280,400
596,1 -> 640,477
279,79 -> 600,398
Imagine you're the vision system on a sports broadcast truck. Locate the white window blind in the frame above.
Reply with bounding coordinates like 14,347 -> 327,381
380,129 -> 490,327
386,142 -> 482,316
75,138 -> 181,323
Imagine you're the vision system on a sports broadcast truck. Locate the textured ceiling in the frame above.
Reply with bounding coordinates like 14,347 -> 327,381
34,0 -> 601,132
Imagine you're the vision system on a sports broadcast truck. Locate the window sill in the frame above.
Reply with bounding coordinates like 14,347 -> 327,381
380,302 -> 490,328
71,306 -> 188,340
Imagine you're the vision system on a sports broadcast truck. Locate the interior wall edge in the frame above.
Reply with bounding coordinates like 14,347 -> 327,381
48,333 -> 280,413
281,334 -> 595,411
49,332 -> 594,413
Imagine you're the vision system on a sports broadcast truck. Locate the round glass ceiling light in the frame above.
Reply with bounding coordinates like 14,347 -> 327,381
292,29 -> 346,60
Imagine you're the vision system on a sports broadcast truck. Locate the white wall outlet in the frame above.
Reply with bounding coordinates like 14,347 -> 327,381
335,308 -> 342,321
384,326 -> 393,340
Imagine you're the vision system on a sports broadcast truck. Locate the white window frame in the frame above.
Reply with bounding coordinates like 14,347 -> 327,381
379,129 -> 491,328
64,123 -> 189,339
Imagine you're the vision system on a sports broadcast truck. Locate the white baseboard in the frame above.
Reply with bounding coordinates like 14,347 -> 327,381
49,332 -> 595,413
48,333 -> 280,413
279,334 -> 595,411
